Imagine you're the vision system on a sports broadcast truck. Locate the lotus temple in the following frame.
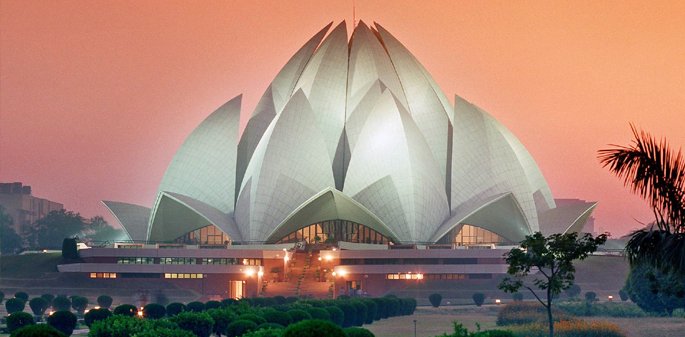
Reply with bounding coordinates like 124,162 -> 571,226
58,21 -> 596,299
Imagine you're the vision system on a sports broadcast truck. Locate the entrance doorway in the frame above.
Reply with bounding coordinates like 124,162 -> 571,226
229,280 -> 244,299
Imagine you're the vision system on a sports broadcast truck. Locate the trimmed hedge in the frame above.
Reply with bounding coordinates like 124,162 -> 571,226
344,327 -> 375,337
84,308 -> 112,327
239,313 -> 267,325
187,301 -> 206,312
226,319 -> 258,337
325,306 -> 345,326
171,311 -> 215,337
6,298 -> 26,314
113,304 -> 138,317
143,303 -> 166,319
473,293 -> 486,307
429,293 -> 442,308
286,309 -> 312,323
52,296 -> 71,312
167,302 -> 186,316
260,308 -> 292,326
96,295 -> 113,309
9,324 -> 66,337
283,319 -> 346,337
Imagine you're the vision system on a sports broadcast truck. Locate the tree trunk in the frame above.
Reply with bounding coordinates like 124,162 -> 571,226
547,288 -> 554,337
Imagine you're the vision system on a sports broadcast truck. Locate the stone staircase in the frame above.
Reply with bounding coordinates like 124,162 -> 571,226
262,251 -> 332,298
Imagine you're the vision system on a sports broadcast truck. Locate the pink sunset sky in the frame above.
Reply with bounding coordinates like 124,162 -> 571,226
2,1 -> 684,237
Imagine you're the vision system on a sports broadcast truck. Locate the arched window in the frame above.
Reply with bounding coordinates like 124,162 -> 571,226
175,225 -> 231,245
275,220 -> 392,244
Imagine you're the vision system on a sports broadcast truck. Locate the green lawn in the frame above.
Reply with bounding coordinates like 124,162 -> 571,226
0,253 -> 62,279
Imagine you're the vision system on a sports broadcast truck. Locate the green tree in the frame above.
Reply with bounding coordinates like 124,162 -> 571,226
10,324 -> 66,337
1,206 -> 23,254
625,262 -> 685,315
598,125 -> 685,273
83,216 -> 126,242
26,209 -> 85,249
499,231 -> 607,337
28,297 -> 48,320
47,311 -> 77,336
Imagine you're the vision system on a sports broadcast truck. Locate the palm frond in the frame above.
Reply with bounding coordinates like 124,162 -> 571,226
598,124 -> 685,232
625,229 -> 685,272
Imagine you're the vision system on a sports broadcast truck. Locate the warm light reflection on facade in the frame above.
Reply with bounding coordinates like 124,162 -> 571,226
277,220 -> 391,244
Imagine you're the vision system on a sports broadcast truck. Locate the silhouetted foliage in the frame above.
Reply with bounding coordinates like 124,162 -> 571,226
226,319 -> 258,337
6,298 -> 26,314
167,302 -> 186,316
10,324 -> 66,337
96,295 -> 112,309
170,311 -> 215,337
472,293 -> 486,306
70,296 -> 88,314
186,301 -> 205,312
84,308 -> 112,327
7,312 -> 34,333
28,297 -> 48,318
27,209 -> 85,249
47,311 -> 77,336
143,303 -> 166,319
282,319 -> 346,337
52,296 -> 71,312
61,238 -> 78,260
14,292 -> 29,302
113,304 -> 137,317
565,284 -> 581,298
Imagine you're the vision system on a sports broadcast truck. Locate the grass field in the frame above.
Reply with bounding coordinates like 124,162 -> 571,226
0,253 -> 62,279
364,306 -> 685,337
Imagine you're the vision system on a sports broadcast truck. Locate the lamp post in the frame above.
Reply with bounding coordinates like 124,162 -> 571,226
413,319 -> 417,337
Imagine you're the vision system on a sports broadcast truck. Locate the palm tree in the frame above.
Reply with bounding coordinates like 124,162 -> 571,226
598,124 -> 685,273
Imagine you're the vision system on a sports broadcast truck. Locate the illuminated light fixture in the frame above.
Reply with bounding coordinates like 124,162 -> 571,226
332,271 -> 337,277
48,311 -> 54,316
337,270 -> 347,277
137,310 -> 143,317
325,255 -> 333,261
417,273 -> 424,280
244,268 -> 255,277
284,255 -> 289,261
317,256 -> 322,261
84,309 -> 90,314
608,295 -> 613,301
257,270 -> 264,277
242,259 -> 248,265
495,299 -> 502,305
94,306 -> 100,310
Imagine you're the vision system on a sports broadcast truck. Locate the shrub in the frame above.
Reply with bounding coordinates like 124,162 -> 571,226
565,284 -> 581,298
143,303 -> 166,319
113,304 -> 138,317
167,302 -> 186,316
52,296 -> 71,312
371,298 -> 385,320
0,290 -> 4,303
325,306 -> 345,326
273,296 -> 287,305
556,301 -> 646,318
350,300 -> 368,326
7,312 -> 35,333
41,294 -> 55,306
473,293 -> 486,307
15,292 -> 29,302
206,308 -> 235,337
96,295 -> 113,309
497,302 -> 570,326
283,319 -> 346,337
508,320 -> 626,337
84,308 -> 112,327
29,297 -> 48,318
226,319 -> 258,337
222,298 -> 238,307
260,308 -> 292,326
187,301 -> 205,312
584,292 -> 597,302
171,311 -> 215,337
343,327 -> 375,337
89,315 -> 149,337
243,327 -> 283,337
512,293 -> 524,302
70,296 -> 88,314
47,311 -> 77,336
618,289 -> 629,302
397,298 -> 414,316
304,306 -> 331,321
6,297 -> 26,314
10,324 -> 66,337
132,327 -> 196,337
384,297 -> 401,317
205,300 -> 222,310
287,309 -> 312,323
429,293 -> 442,308
257,322 -> 284,330
239,313 -> 267,325
337,302 -> 356,327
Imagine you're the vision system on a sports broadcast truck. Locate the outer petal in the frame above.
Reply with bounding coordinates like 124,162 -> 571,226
101,201 -> 150,241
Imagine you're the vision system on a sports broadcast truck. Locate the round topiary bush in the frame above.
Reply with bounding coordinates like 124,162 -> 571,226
383,297 -> 401,317
14,292 -> 29,302
257,322 -> 284,330
585,291 -> 597,302
206,308 -> 235,337
565,284 -> 582,298
242,327 -> 283,337
283,319 -> 346,337
6,297 -> 26,314
186,301 -> 205,312
52,296 -> 71,312
260,308 -> 292,326
167,302 -> 186,316
84,308 -> 112,327
350,301 -> 367,326
428,293 -> 442,308
7,312 -> 35,333
143,303 -> 166,319
336,302 -> 356,327
170,311 -> 215,337
226,319 -> 258,337
41,294 -> 55,306
29,297 -> 48,319
113,304 -> 138,317
205,300 -> 221,310
9,324 -> 67,337
305,306 -> 331,321
324,306 -> 345,326
238,313 -> 267,325
287,309 -> 312,323
71,296 -> 88,315
618,289 -> 629,302
96,295 -> 113,309
47,310 -> 77,336
343,326 -> 375,337
472,293 -> 485,307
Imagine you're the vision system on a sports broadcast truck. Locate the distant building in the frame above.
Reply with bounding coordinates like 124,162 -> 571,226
0,182 -> 63,235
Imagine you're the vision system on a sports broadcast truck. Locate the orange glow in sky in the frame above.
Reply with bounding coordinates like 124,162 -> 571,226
2,1 -> 684,236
